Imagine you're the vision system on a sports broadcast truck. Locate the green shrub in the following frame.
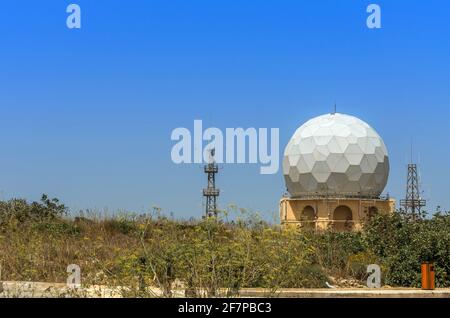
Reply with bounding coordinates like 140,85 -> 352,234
0,194 -> 67,226
103,217 -> 138,235
363,211 -> 450,287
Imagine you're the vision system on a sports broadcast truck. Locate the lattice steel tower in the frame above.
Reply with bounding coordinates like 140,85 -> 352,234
203,148 -> 219,218
400,163 -> 426,220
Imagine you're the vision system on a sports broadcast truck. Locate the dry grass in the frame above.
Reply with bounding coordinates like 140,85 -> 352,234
0,205 -> 328,296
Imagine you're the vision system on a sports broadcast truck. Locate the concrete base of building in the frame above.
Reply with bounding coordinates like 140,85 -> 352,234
280,196 -> 396,231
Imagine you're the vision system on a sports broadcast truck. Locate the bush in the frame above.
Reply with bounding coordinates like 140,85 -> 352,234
0,194 -> 67,226
309,231 -> 366,278
363,211 -> 450,287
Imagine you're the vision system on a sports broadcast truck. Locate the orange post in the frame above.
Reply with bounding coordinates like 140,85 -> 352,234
421,262 -> 435,290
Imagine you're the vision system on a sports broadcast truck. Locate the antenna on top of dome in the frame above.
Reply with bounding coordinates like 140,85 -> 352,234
332,102 -> 337,115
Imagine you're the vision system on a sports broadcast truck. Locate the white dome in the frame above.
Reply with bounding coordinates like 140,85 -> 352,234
283,113 -> 389,198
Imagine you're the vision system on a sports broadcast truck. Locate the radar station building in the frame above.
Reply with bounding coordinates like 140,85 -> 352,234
280,113 -> 395,231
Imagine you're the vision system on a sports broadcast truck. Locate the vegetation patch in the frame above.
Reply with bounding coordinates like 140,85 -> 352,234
0,195 -> 449,296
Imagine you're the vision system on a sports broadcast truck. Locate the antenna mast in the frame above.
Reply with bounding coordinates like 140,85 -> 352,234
203,148 -> 220,218
400,148 -> 426,220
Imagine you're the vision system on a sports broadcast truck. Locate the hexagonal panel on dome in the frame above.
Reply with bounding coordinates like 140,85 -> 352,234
311,161 -> 332,183
346,165 -> 363,182
288,165 -> 300,183
283,113 -> 389,198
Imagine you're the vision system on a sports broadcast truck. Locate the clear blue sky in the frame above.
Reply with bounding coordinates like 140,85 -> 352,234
1,1 -> 449,220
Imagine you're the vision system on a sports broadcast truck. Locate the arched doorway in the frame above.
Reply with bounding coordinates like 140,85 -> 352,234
301,206 -> 315,230
333,205 -> 353,231
367,206 -> 379,219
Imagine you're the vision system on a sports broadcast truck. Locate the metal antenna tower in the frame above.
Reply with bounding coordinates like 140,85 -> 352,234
203,148 -> 220,218
400,149 -> 426,220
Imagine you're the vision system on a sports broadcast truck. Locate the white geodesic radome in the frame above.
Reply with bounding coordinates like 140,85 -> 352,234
282,113 -> 389,198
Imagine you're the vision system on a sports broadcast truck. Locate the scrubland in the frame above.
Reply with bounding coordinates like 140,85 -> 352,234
0,195 -> 449,297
